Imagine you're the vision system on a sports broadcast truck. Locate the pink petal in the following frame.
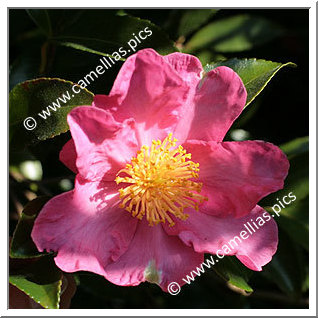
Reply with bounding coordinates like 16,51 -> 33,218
163,52 -> 204,143
165,206 -> 278,271
31,176 -> 138,275
184,140 -> 289,218
92,94 -> 119,113
94,48 -> 194,145
104,220 -> 204,291
163,52 -> 203,84
93,52 -> 246,144
187,66 -> 247,142
67,106 -> 139,182
59,139 -> 78,173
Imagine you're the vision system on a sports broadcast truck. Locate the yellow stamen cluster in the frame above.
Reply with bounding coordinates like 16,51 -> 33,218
115,133 -> 208,227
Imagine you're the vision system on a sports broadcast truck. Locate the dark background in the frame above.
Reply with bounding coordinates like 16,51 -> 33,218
9,9 -> 309,309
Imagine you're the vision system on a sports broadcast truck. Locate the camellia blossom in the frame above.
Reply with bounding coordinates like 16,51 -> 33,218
32,48 -> 289,292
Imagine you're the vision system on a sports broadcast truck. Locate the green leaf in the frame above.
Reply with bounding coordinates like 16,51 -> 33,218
9,78 -> 94,149
204,58 -> 296,107
212,256 -> 253,293
51,10 -> 176,56
10,255 -> 62,309
10,196 -> 51,258
280,136 -> 309,159
178,9 -> 218,37
27,9 -> 52,36
185,14 -> 283,53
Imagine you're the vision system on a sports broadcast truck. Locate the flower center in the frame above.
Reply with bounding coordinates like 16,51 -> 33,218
115,133 -> 208,227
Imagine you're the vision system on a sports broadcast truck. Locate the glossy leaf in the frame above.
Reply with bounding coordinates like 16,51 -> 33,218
9,255 -> 62,309
185,14 -> 283,53
204,58 -> 296,107
9,78 -> 94,149
212,256 -> 253,293
10,196 -> 51,258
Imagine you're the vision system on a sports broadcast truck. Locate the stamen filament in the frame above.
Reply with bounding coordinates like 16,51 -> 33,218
115,133 -> 208,226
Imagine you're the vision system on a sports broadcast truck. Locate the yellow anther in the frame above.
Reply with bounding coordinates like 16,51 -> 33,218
116,134 -> 208,226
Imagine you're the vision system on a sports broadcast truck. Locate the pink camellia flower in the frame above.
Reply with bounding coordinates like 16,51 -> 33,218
32,49 -> 289,292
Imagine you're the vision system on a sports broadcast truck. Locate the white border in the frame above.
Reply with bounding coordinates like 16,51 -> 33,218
2,0 -> 317,8
4,1 -> 316,316
308,1 -> 316,316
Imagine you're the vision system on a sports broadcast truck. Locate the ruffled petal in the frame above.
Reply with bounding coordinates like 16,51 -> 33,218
163,52 -> 203,84
67,106 -> 139,182
187,66 -> 247,142
59,139 -> 78,173
165,206 -> 278,271
31,176 -> 138,275
104,220 -> 204,291
183,140 -> 289,218
163,52 -> 204,143
92,94 -> 119,113
94,48 -> 195,145
93,54 -> 246,144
